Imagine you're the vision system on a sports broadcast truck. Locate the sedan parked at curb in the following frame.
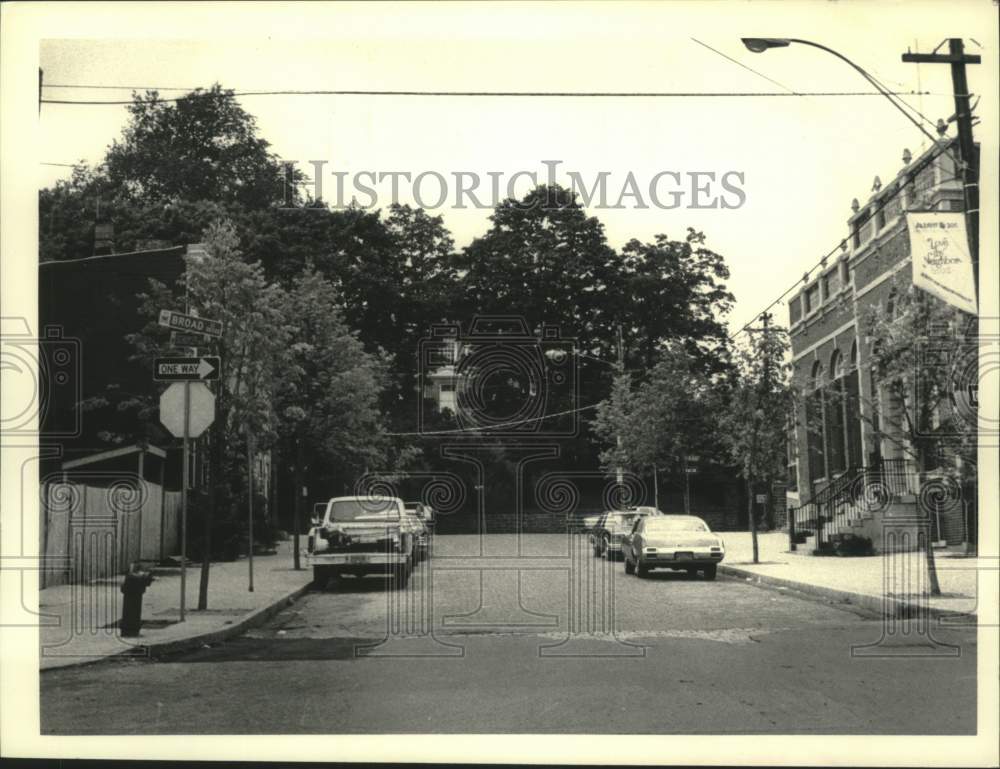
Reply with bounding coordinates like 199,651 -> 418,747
307,496 -> 415,589
590,509 -> 659,560
403,502 -> 434,561
622,515 -> 725,580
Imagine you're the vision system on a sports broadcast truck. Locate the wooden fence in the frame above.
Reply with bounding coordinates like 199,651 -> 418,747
40,480 -> 183,589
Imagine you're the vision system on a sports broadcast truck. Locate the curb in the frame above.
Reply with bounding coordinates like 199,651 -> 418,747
719,564 -> 977,621
41,580 -> 312,673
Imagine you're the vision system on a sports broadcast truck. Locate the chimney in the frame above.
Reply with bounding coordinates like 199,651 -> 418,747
93,221 -> 115,255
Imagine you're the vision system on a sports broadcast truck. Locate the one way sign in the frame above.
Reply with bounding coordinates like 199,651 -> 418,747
154,356 -> 221,381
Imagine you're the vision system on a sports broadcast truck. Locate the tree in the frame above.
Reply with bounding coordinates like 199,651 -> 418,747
618,231 -> 735,375
274,266 -> 401,566
130,219 -> 292,607
863,278 -> 976,593
717,317 -> 792,564
457,184 -> 621,354
105,85 -> 292,209
593,347 -> 723,511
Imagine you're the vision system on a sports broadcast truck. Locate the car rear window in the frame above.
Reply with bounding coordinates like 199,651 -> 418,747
328,498 -> 400,522
644,517 -> 708,532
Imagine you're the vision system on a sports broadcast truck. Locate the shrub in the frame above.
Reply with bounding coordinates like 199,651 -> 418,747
834,533 -> 874,557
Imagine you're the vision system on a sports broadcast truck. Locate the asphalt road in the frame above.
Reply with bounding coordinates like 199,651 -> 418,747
41,534 -> 977,734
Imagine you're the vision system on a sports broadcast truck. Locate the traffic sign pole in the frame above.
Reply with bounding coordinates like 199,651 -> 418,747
247,433 -> 255,593
180,380 -> 190,622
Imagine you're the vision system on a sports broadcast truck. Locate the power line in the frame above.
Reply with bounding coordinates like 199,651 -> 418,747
40,89 -> 933,105
386,403 -> 601,436
690,39 -> 798,94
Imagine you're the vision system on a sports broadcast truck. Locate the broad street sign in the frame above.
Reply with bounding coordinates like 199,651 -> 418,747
154,356 -> 220,381
158,309 -> 223,338
755,494 -> 768,504
159,381 -> 215,438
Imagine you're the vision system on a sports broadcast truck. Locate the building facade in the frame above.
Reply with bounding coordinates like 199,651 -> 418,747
785,138 -> 974,550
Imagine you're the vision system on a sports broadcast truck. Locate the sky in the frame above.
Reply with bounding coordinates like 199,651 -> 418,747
34,2 -> 997,340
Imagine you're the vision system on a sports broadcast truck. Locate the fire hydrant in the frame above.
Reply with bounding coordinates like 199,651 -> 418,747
120,565 -> 154,637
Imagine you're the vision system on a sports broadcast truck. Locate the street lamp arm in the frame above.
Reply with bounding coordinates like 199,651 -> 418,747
742,37 -> 942,149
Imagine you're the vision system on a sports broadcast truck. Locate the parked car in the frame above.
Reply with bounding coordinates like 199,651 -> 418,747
403,502 -> 433,561
590,509 -> 658,559
622,515 -> 724,579
579,513 -> 605,531
404,502 -> 435,525
306,496 -> 415,588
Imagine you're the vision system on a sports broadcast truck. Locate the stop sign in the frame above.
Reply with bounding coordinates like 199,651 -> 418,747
159,381 -> 216,438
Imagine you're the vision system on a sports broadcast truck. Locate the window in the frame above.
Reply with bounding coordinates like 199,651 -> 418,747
830,349 -> 844,379
809,361 -> 824,391
805,283 -> 820,314
886,289 -> 897,320
643,517 -> 709,533
786,416 -> 799,492
822,267 -> 841,299
825,351 -> 847,473
789,296 -> 802,325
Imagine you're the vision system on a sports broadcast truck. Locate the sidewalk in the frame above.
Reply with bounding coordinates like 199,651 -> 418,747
719,531 -> 990,619
39,540 -> 311,671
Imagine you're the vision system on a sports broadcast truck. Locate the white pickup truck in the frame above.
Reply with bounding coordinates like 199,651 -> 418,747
307,496 -> 415,588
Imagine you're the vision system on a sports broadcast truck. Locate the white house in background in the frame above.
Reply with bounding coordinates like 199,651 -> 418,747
423,338 -> 461,413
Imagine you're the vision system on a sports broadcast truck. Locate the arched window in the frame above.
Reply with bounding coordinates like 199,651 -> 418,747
826,350 -> 847,474
830,349 -> 844,380
849,339 -> 858,369
806,360 -> 827,482
810,360 -> 824,391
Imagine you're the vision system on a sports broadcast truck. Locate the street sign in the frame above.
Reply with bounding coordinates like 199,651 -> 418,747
171,331 -> 204,347
684,467 -> 698,474
154,356 -> 220,381
158,309 -> 223,338
755,494 -> 767,504
159,381 -> 215,438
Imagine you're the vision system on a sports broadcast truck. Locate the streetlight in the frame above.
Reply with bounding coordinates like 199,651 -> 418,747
740,38 -> 942,147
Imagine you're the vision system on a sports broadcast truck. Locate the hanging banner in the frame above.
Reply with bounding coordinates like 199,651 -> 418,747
907,212 -> 977,315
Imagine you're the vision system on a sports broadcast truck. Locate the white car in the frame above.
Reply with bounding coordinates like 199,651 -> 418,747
307,496 -> 415,588
622,515 -> 725,580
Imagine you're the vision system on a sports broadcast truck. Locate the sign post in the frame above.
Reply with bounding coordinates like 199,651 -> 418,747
160,379 -> 217,622
247,433 -> 255,593
180,381 -> 190,621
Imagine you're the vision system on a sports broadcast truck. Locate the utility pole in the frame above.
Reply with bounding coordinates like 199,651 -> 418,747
293,434 -> 305,570
902,39 -> 980,301
902,39 -> 980,558
616,322 -> 625,488
747,311 -> 773,564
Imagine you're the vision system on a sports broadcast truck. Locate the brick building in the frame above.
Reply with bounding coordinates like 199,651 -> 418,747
784,137 -> 974,551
